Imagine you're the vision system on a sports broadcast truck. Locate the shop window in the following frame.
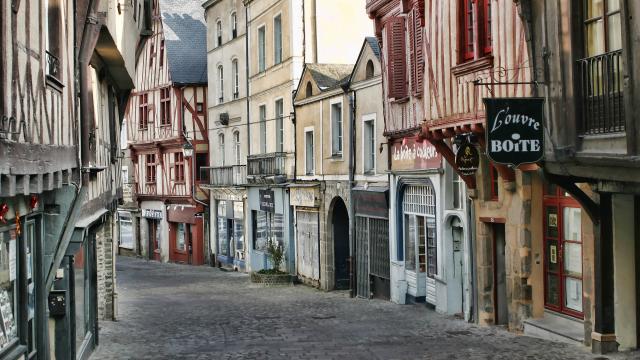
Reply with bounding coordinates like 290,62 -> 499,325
459,0 -> 492,63
174,152 -> 184,182
252,210 -> 284,252
118,212 -> 134,249
402,185 -> 437,276
274,14 -> 282,65
0,229 -> 18,353
233,202 -> 245,258
145,154 -> 156,183
490,164 -> 499,200
160,88 -> 171,126
218,201 -> 229,257
331,101 -> 343,156
275,99 -> 284,152
176,223 -> 186,251
138,93 -> 149,129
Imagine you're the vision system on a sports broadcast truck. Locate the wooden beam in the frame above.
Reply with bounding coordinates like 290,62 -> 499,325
544,171 -> 599,224
430,139 -> 476,189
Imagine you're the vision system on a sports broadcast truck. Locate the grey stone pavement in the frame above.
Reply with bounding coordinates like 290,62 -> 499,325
91,257 -> 639,360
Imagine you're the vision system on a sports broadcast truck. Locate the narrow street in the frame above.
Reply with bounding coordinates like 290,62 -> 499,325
91,257 -> 602,360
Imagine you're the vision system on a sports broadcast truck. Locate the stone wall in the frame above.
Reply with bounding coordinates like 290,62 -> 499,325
319,181 -> 352,291
96,214 -> 116,321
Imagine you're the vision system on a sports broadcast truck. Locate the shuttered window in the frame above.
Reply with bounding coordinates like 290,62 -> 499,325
385,17 -> 407,99
409,8 -> 424,96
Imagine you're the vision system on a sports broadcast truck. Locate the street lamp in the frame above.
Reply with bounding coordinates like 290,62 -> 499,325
183,142 -> 194,158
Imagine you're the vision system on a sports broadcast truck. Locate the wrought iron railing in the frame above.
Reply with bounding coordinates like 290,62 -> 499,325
577,49 -> 624,135
46,51 -> 60,80
247,152 -> 288,177
200,165 -> 246,186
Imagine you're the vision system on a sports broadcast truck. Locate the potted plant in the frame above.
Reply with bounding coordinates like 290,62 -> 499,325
250,238 -> 291,285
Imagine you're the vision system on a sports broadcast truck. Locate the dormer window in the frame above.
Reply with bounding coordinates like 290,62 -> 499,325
305,82 -> 313,98
365,60 -> 374,79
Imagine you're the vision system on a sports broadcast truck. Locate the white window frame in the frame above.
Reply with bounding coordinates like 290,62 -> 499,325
274,97 -> 284,152
304,126 -> 315,175
231,12 -> 237,39
259,104 -> 267,153
218,133 -> 225,166
362,114 -> 376,174
233,130 -> 241,165
273,12 -> 282,65
216,20 -> 222,47
257,25 -> 266,73
217,65 -> 224,104
330,98 -> 344,158
232,59 -> 239,99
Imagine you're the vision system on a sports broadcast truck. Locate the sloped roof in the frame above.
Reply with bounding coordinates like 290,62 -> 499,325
365,37 -> 381,59
159,0 -> 207,85
307,63 -> 354,91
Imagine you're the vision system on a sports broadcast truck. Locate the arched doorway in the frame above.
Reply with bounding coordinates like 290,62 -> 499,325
331,197 -> 350,290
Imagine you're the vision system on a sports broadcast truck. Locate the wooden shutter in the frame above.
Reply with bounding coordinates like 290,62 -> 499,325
414,8 -> 425,96
409,10 -> 417,94
386,17 -> 407,99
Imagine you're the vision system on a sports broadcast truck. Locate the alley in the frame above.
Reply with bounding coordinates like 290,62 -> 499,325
91,257 -> 602,360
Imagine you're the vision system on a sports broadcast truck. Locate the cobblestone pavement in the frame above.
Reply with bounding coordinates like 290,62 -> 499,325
91,257 -> 638,360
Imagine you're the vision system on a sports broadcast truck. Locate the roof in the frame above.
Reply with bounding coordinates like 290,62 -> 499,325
306,63 -> 354,91
159,0 -> 208,85
365,37 -> 381,59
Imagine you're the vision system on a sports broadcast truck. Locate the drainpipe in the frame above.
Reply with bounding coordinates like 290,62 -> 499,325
469,195 -> 477,323
245,5 -> 251,159
291,90 -> 297,180
342,82 -> 356,297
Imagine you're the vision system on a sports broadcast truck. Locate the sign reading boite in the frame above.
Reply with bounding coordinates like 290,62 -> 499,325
484,97 -> 545,167
259,189 -> 275,213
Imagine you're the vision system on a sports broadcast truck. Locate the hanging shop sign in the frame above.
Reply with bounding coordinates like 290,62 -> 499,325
391,136 -> 442,171
142,209 -> 163,220
259,189 -> 275,213
484,97 -> 545,167
455,141 -> 480,176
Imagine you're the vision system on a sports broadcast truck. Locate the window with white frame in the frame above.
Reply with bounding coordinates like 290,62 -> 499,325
275,99 -> 284,152
452,168 -> 463,209
363,117 -> 375,173
258,26 -> 266,72
274,14 -> 282,64
232,59 -> 239,99
234,131 -> 241,165
231,12 -> 237,39
331,101 -> 343,156
218,65 -> 224,104
402,185 -> 437,278
216,20 -> 222,47
305,129 -> 314,175
259,105 -> 266,153
218,133 -> 225,166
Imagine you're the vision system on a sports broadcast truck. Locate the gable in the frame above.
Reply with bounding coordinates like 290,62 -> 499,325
295,68 -> 321,102
351,44 -> 381,84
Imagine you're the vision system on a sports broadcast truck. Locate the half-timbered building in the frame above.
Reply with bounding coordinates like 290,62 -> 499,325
1,0 -> 145,358
125,0 -> 209,265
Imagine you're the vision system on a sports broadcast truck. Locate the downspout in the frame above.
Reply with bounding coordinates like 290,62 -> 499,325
342,82 -> 356,298
245,5 -> 251,160
291,91 -> 297,180
469,195 -> 477,323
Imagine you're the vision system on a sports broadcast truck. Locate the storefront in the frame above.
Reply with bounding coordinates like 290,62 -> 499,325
117,210 -> 137,256
246,187 -> 293,273
290,185 -> 321,287
140,204 -> 165,262
167,204 -> 205,266
216,200 -> 245,271
354,187 -> 390,300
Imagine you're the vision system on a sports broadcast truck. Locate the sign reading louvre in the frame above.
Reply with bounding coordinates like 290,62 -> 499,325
484,98 -> 545,167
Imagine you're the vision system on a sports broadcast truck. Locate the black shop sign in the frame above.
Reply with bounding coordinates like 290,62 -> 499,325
259,189 -> 275,213
455,141 -> 480,176
484,98 -> 545,167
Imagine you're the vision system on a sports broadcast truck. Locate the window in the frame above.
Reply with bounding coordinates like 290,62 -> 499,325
45,0 -> 63,80
402,185 -> 437,277
160,88 -> 171,126
149,41 -> 155,67
259,105 -> 267,153
365,60 -> 375,79
0,229 -> 18,353
160,40 -> 165,67
118,212 -> 133,249
305,82 -> 313,98
385,17 -> 407,99
176,223 -> 186,251
275,99 -> 284,152
231,12 -> 237,39
234,131 -> 241,165
274,15 -> 282,64
363,118 -> 375,173
216,20 -> 222,47
195,153 -> 208,182
218,65 -> 224,104
232,59 -> 239,99
196,102 -> 205,115
218,134 -> 225,166
258,26 -> 266,72
145,154 -> 156,183
490,164 -> 499,200
174,152 -> 184,182
305,129 -> 314,175
459,0 -> 492,62
252,210 -> 284,251
409,6 -> 424,95
331,102 -> 343,156
584,0 -> 622,57
138,93 -> 149,129
452,170 -> 463,209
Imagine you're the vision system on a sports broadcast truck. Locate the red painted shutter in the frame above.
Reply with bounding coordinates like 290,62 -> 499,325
414,8 -> 425,97
409,10 -> 417,94
386,17 -> 407,99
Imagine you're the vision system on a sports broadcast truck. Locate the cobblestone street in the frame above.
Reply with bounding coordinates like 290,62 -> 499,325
90,257 -> 630,360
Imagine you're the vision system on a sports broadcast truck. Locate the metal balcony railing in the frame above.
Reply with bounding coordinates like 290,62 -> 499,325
200,165 -> 246,186
46,51 -> 61,80
577,49 -> 625,135
247,152 -> 288,177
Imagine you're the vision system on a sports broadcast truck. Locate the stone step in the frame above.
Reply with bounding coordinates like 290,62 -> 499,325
523,311 -> 585,346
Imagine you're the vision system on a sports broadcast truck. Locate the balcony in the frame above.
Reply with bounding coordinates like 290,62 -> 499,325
200,165 -> 246,187
577,49 -> 624,135
247,152 -> 290,183
46,51 -> 60,79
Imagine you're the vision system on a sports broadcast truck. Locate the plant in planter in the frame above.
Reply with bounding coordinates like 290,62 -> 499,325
251,238 -> 291,285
